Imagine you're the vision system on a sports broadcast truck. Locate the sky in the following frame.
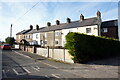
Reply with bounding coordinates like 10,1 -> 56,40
0,0 -> 119,41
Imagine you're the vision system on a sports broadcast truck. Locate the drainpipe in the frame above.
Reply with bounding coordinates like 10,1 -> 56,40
52,30 -> 55,58
98,18 -> 102,36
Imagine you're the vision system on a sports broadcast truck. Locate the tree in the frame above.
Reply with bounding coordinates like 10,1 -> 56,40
5,37 -> 15,45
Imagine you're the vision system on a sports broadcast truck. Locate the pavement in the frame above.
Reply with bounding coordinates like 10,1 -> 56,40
1,49 -> 120,80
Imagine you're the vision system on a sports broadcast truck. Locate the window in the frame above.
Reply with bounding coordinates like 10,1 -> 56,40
44,40 -> 47,44
55,40 -> 59,44
55,32 -> 59,36
24,36 -> 25,39
36,34 -> 38,39
29,35 -> 31,39
102,28 -> 108,33
86,28 -> 91,33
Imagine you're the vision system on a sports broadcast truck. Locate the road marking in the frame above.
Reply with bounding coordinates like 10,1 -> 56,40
45,75 -> 49,78
23,67 -> 31,74
2,70 -> 7,78
13,50 -> 32,59
13,50 -> 82,77
31,66 -> 40,71
52,74 -> 60,78
12,68 -> 26,75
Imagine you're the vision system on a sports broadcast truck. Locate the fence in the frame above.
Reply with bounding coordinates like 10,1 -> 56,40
20,45 -> 35,53
36,47 -> 74,63
20,45 -> 74,63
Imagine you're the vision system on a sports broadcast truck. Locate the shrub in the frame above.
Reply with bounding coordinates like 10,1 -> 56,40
65,32 -> 120,63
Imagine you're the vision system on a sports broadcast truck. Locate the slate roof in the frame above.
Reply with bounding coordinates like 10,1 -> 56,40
101,19 -> 118,28
38,17 -> 99,32
16,29 -> 31,35
16,17 -> 100,34
26,27 -> 46,34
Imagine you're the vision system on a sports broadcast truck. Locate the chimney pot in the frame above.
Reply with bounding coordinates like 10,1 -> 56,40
67,18 -> 71,23
56,20 -> 60,25
47,22 -> 51,27
36,25 -> 39,30
97,11 -> 101,18
30,25 -> 33,30
80,14 -> 84,21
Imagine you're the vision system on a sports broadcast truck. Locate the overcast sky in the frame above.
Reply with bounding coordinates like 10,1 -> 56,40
0,0 -> 119,41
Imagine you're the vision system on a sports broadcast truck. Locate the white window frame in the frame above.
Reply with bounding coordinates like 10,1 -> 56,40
55,39 -> 59,44
36,34 -> 38,39
102,28 -> 108,33
86,28 -> 91,33
55,31 -> 59,36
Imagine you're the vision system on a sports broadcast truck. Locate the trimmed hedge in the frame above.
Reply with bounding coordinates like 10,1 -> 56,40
65,32 -> 120,63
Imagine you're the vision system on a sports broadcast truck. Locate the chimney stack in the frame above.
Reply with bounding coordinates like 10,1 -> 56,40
97,11 -> 101,18
80,14 -> 84,21
36,24 -> 39,30
67,18 -> 71,23
56,20 -> 60,25
30,25 -> 33,30
47,22 -> 51,27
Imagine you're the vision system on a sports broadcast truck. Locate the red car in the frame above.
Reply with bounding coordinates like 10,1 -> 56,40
1,44 -> 11,50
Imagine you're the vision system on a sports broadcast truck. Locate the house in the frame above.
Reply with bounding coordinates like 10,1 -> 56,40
16,11 -> 118,48
37,11 -> 101,47
16,25 -> 33,44
101,20 -> 118,39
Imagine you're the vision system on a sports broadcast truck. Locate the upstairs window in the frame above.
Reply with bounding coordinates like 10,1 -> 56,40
55,32 -> 59,36
36,34 -> 38,39
86,28 -> 91,33
101,28 -> 108,33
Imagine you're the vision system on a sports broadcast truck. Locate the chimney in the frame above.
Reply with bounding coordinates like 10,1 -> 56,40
47,22 -> 51,27
30,25 -> 33,30
80,14 -> 84,21
67,18 -> 71,23
56,20 -> 60,25
97,11 -> 101,18
36,24 -> 39,30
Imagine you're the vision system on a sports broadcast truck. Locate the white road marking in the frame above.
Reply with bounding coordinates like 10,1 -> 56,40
2,70 -> 7,77
31,66 -> 40,71
52,74 -> 60,78
22,67 -> 31,74
45,75 -> 49,78
12,50 -> 82,77
12,68 -> 26,75
12,68 -> 19,75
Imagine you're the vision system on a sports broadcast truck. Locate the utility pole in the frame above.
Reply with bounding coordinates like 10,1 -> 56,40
10,24 -> 12,37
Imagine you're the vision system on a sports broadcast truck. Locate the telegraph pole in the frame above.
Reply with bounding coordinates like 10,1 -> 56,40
10,24 -> 12,37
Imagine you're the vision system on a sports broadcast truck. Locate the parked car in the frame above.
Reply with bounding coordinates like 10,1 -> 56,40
1,44 -> 11,50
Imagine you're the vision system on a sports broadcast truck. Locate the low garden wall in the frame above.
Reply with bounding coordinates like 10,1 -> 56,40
36,48 -> 74,63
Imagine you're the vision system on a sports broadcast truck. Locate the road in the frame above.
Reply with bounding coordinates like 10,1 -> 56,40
1,49 -> 119,80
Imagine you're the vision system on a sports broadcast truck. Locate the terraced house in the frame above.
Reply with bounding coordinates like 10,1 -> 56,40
16,11 -> 118,47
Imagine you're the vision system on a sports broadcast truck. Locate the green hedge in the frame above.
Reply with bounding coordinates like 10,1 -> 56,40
65,32 -> 120,63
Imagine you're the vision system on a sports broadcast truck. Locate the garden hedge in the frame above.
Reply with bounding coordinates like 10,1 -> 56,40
65,32 -> 120,63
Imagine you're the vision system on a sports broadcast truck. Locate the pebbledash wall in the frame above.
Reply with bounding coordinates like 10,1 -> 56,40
36,47 -> 74,63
